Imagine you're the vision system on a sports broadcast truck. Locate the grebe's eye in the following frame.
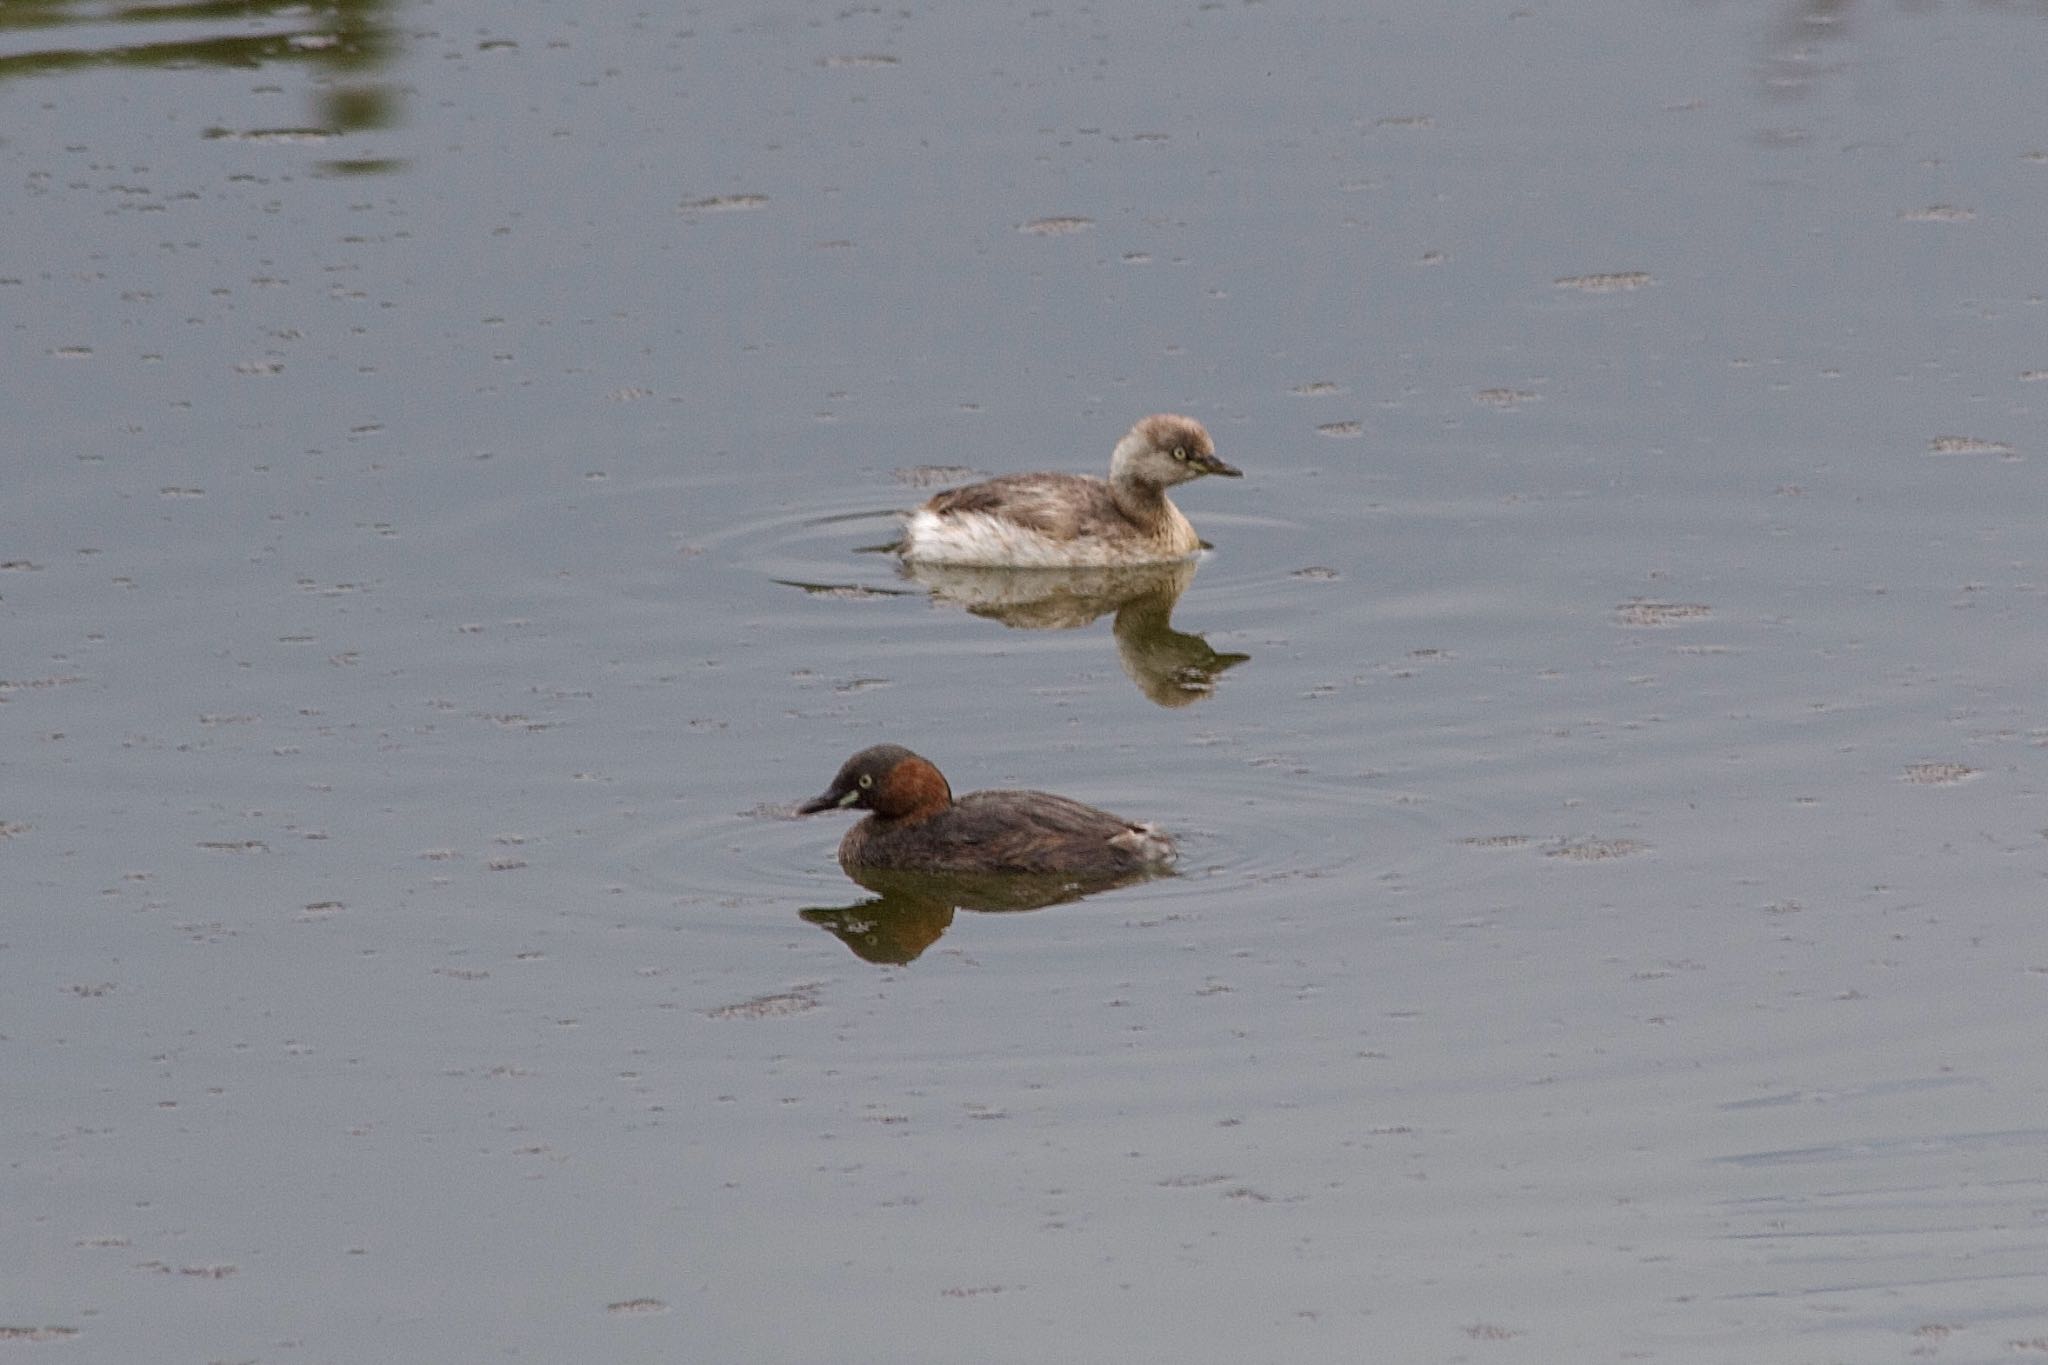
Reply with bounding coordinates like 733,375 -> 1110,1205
1172,446 -> 1188,461
858,773 -> 874,789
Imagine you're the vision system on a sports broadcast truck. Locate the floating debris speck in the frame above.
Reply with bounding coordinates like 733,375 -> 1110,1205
205,127 -> 334,144
1898,204 -> 1975,223
707,986 -> 822,1019
1929,436 -> 2015,457
1614,600 -> 1711,627
1903,762 -> 1977,785
1546,838 -> 1647,861
1474,388 -> 1537,408
680,194 -> 769,213
1555,272 -> 1653,293
1018,216 -> 1093,236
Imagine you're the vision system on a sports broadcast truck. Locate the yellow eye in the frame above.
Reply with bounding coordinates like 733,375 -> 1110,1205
1172,446 -> 1188,461
858,773 -> 874,789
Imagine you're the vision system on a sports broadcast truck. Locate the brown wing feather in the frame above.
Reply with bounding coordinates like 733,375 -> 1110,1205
922,474 -> 1126,542
940,790 -> 1147,874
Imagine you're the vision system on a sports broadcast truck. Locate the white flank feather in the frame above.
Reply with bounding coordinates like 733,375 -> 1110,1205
901,507 -> 1197,568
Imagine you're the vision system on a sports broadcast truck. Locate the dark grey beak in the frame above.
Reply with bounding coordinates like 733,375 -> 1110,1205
1199,453 -> 1242,478
797,787 -> 858,815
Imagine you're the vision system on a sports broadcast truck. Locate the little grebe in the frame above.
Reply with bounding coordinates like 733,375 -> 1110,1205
899,414 -> 1240,567
797,744 -> 1177,874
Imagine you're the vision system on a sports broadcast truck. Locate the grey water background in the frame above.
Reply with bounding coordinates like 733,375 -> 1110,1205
5,0 -> 2047,1360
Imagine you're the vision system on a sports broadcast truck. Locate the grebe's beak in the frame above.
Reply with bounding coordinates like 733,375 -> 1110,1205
1196,452 -> 1241,478
797,787 -> 860,815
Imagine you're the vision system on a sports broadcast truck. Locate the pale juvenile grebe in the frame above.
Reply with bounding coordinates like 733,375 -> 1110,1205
899,414 -> 1240,567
